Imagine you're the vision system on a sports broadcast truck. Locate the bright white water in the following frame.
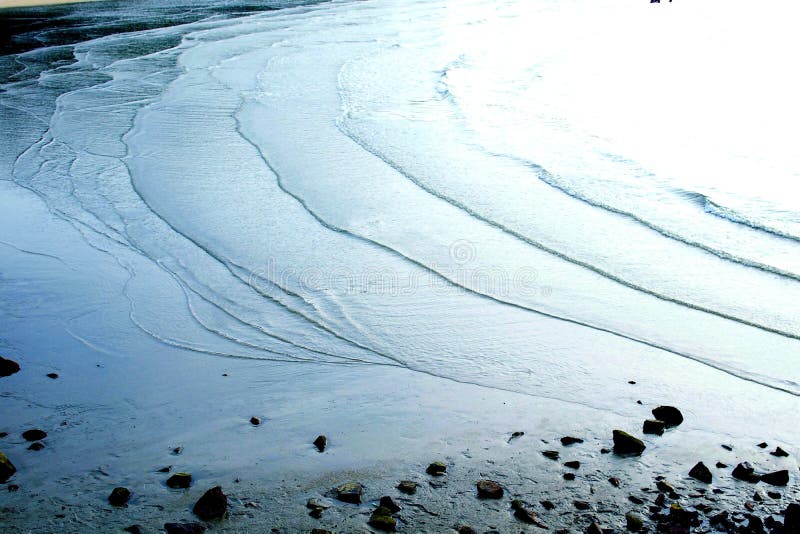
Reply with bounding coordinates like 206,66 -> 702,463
2,0 -> 799,416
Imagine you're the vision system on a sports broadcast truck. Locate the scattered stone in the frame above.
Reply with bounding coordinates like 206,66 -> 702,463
511,500 -> 547,527
626,512 -> 644,532
753,490 -> 764,502
335,482 -> 363,504
769,446 -> 789,457
108,487 -> 131,507
426,461 -> 447,476
542,450 -> 560,460
0,432 -> 6,438
651,406 -> 683,427
654,493 -> 666,507
541,500 -> 555,510
164,523 -> 206,534
193,486 -> 227,520
306,498 -> 332,510
561,436 -> 584,446
311,530 -> 332,534
123,526 -> 143,534
668,503 -> 700,527
710,511 -> 730,528
28,442 -> 44,451
760,470 -> 789,486
8,484 -> 19,492
689,462 -> 712,483
249,417 -> 260,426
564,460 -> 581,469
508,431 -> 524,443
716,462 -> 728,468
628,380 -> 637,384
172,447 -> 183,455
745,501 -> 756,512
767,491 -> 781,499
784,503 -> 800,533
609,477 -> 621,487
732,462 -> 761,483
158,466 -> 171,473
308,507 -> 322,519
46,373 -> 58,379
21,429 -> 46,442
458,526 -> 477,534
313,435 -> 327,452
0,357 -> 20,377
379,496 -> 401,513
397,480 -> 417,495
166,473 -> 192,489
600,448 -> 611,454
476,479 -> 503,499
629,495 -> 644,505
0,452 -> 17,483
613,430 -> 646,455
747,514 -> 765,533
368,506 -> 397,532
757,442 -> 768,449
563,473 -> 576,481
642,419 -> 665,436
574,500 -> 590,510
721,444 -> 733,451
587,522 -> 604,534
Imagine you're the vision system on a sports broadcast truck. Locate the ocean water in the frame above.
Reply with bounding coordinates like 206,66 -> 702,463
2,0 -> 799,422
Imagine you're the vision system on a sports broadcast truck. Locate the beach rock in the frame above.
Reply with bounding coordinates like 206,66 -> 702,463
561,436 -> 584,446
8,484 -> 19,492
397,480 -> 417,494
193,486 -> 227,520
541,500 -> 555,510
511,500 -> 547,527
629,495 -> 644,505
458,526 -> 477,534
760,470 -> 789,486
747,514 -> 765,533
564,460 -> 580,469
22,429 -> 46,442
368,506 -> 396,532
716,462 -> 728,468
166,473 -> 192,489
379,496 -> 401,513
0,432 -> 6,438
587,521 -> 604,534
311,530 -> 332,534
28,442 -> 44,451
656,480 -> 676,495
0,357 -> 20,377
426,461 -> 446,476
46,373 -> 58,379
172,446 -> 183,455
651,406 -> 683,428
643,419 -> 665,436
722,444 -> 733,451
600,448 -> 611,454
609,477 -> 621,487
476,479 -> 503,499
574,500 -> 590,510
689,462 -> 712,483
108,487 -> 131,507
508,431 -> 524,443
164,523 -> 206,534
542,450 -> 560,460
0,452 -> 17,483
335,482 -> 363,504
563,473 -> 576,481
771,447 -> 789,457
626,512 -> 644,532
123,526 -> 142,534
613,430 -> 646,455
313,435 -> 327,452
306,497 -> 332,510
668,503 -> 700,527
654,493 -> 667,507
732,462 -> 761,483
249,417 -> 260,426
784,503 -> 800,533
757,442 -> 768,449
158,466 -> 171,473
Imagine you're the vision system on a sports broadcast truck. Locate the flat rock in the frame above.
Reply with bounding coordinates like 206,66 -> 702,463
542,450 -> 559,460
166,472 -> 192,489
426,461 -> 446,476
313,435 -> 327,452
108,487 -> 131,507
476,479 -> 503,499
643,419 -> 665,436
193,486 -> 227,520
760,470 -> 789,486
508,431 -> 524,443
46,373 -> 58,379
369,506 -> 397,532
22,429 -> 46,442
306,497 -> 332,510
335,482 -> 363,504
164,523 -> 206,534
689,462 -> 712,483
651,406 -> 683,428
613,430 -> 646,455
0,452 -> 17,483
0,357 -> 20,377
732,462 -> 761,483
397,480 -> 417,494
560,436 -> 584,446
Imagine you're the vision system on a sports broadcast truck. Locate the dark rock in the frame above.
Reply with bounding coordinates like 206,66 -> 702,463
313,435 -> 327,452
368,506 -> 397,532
745,501 -> 756,512
164,523 -> 206,534
508,431 -> 524,443
784,503 -> 800,533
249,417 -> 260,426
0,432 -> 6,438
561,436 -> 584,446
710,511 -> 731,529
0,452 -> 17,483
732,462 -> 761,483
651,406 -> 683,427
306,497 -> 331,511
108,487 -> 131,507
308,507 -> 322,519
629,380 -> 637,384
311,530 -> 332,534
564,460 -> 580,469
541,500 -> 555,510
123,526 -> 143,534
0,357 -> 20,377
28,442 -> 44,451
654,493 -> 667,507
629,495 -> 644,505
643,419 -> 666,436
767,491 -> 781,499
668,503 -> 700,527
716,462 -> 728,468
689,462 -> 712,483
600,448 -> 612,454
721,444 -> 733,451
458,527 -> 477,534
22,429 -> 46,442
587,522 -> 604,534
379,496 -> 401,513
760,470 -> 789,486
563,473 -> 576,481
626,513 -> 644,532
46,373 -> 59,379
757,442 -> 768,449
747,514 -> 765,534
172,447 -> 183,455
426,461 -> 446,476
166,473 -> 192,489
753,491 -> 763,502
614,430 -> 646,455
8,484 -> 19,492
542,450 -> 560,460
193,486 -> 227,520
334,482 -> 363,504
511,500 -> 547,527
770,447 -> 789,457
158,466 -> 171,473
397,480 -> 417,495
609,477 -> 621,487
476,479 -> 503,499
574,500 -> 591,510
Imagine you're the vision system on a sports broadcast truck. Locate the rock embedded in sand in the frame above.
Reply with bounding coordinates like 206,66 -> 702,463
642,419 -> 665,436
541,500 -> 555,510
313,435 -> 327,452
732,462 -> 761,483
458,526 -> 477,534
651,406 -> 683,428
760,469 -> 789,486
508,431 -> 524,443
542,450 -> 560,460
46,373 -> 59,379
587,521 -> 604,534
164,523 -> 206,534
0,357 -> 20,377
28,442 -> 44,451
368,505 -> 397,532
574,500 -> 590,510
335,482 -> 364,504
158,466 -> 171,473
22,429 -> 47,442
193,486 -> 227,520
249,417 -> 260,426
0,452 -> 17,483
426,461 -> 447,476
511,500 -> 547,527
379,495 -> 401,513
716,462 -> 728,468
123,525 -> 143,534
613,430 -> 646,455
609,477 -> 621,487
563,473 -> 576,481
689,462 -> 712,483
560,436 -> 584,446
108,487 -> 131,507
476,479 -> 503,499
626,512 -> 644,532
770,446 -> 789,457
628,495 -> 644,505
166,472 -> 192,489
757,442 -> 768,448
564,460 -> 581,469
397,480 -> 417,494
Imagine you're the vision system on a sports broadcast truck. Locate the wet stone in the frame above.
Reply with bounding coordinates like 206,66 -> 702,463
643,419 -> 665,436
626,512 -> 644,532
560,436 -> 584,446
542,450 -> 560,460
335,482 -> 363,504
193,486 -> 227,520
368,506 -> 397,532
651,406 -> 683,428
770,447 -> 789,457
27,442 -> 44,451
397,480 -> 417,494
760,470 -> 789,486
166,473 -> 192,489
313,435 -> 327,452
0,357 -> 20,377
613,430 -> 646,456
108,487 -> 131,507
249,417 -> 260,426
22,429 -> 46,442
689,462 -> 712,483
164,523 -> 206,534
476,479 -> 503,499
0,453 -> 16,483
379,496 -> 401,513
732,462 -> 761,483
426,461 -> 446,476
